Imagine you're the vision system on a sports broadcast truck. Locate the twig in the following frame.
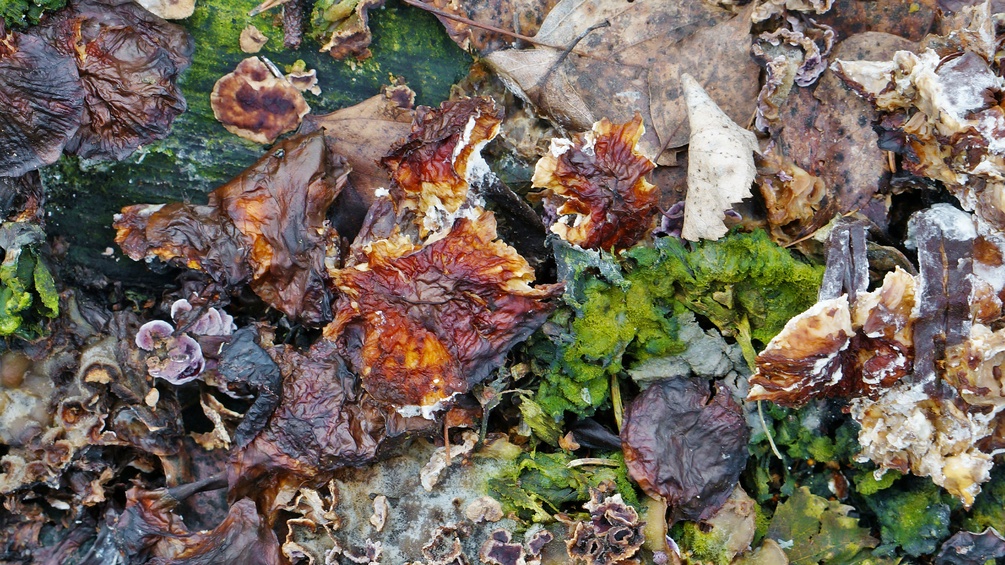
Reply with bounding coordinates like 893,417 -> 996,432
399,0 -> 556,48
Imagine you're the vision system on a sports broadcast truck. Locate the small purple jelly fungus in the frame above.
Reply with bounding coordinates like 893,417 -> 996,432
135,320 -> 174,351
170,298 -> 235,336
146,333 -> 205,385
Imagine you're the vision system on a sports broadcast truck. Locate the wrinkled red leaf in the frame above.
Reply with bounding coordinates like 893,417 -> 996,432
533,113 -> 657,251
325,210 -> 561,413
621,377 -> 749,524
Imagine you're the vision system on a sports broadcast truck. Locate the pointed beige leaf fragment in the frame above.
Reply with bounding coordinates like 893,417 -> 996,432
680,73 -> 758,241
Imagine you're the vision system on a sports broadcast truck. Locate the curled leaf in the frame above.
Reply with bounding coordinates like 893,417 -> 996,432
621,377 -> 749,524
680,74 -> 758,242
115,131 -> 348,325
30,0 -> 193,160
325,211 -> 561,415
533,113 -> 658,250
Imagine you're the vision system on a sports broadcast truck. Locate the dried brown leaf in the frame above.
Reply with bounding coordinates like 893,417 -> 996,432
485,0 -> 759,163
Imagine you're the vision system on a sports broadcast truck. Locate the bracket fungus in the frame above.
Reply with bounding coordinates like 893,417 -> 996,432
211,57 -> 310,145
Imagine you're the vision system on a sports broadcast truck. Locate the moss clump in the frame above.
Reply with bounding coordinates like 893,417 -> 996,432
0,0 -> 66,28
532,231 -> 823,418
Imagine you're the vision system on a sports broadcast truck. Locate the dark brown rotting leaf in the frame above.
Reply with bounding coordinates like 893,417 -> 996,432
115,132 -> 348,325
621,377 -> 748,524
0,28 -> 83,178
427,0 -> 561,54
485,2 -> 760,162
30,0 -> 193,161
768,33 -> 911,239
301,85 -> 416,240
228,340 -> 430,502
814,0 -> 937,42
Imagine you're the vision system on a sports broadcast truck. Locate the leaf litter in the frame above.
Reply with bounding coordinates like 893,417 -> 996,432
5,0 -> 1005,563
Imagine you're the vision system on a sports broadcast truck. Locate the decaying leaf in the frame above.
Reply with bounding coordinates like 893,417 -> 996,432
0,28 -> 83,178
764,487 -> 879,564
229,340 -> 410,499
211,57 -> 310,145
381,96 -> 503,236
325,210 -> 561,416
486,0 -> 760,162
814,0 -> 937,42
301,84 -> 416,238
115,131 -> 348,325
621,377 -> 749,524
29,0 -> 193,160
680,74 -> 758,242
532,113 -> 658,250
428,0 -> 561,54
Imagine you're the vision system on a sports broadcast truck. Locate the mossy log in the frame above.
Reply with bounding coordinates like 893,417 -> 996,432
40,0 -> 472,289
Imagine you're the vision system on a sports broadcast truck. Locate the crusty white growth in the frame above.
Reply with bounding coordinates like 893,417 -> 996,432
680,73 -> 759,241
851,381 -> 995,508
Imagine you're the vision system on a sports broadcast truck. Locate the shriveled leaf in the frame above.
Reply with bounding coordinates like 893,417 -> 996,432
115,131 -> 348,325
680,74 -> 757,242
766,487 -> 878,565
485,0 -> 759,162
533,113 -> 658,250
0,28 -> 83,177
325,211 -> 561,414
621,377 -> 748,524
30,0 -> 193,161
935,528 -> 1005,565
229,340 -> 409,497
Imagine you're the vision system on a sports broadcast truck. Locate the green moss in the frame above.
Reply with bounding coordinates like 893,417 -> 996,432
488,450 -> 639,523
863,477 -> 950,558
853,467 -> 900,496
0,0 -> 65,27
0,237 -> 59,340
532,231 -> 822,418
672,521 -> 735,565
